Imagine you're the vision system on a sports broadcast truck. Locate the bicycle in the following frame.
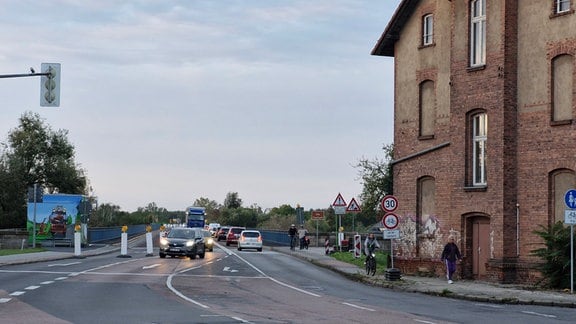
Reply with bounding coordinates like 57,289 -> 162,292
365,249 -> 377,276
290,235 -> 297,251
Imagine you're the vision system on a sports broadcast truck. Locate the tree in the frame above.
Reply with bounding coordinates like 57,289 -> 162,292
354,143 -> 394,224
224,192 -> 242,209
0,112 -> 87,228
531,222 -> 574,289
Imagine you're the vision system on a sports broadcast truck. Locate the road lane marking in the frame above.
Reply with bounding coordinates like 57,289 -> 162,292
166,264 -> 210,309
223,266 -> 239,273
342,302 -> 375,311
220,245 -> 322,297
48,262 -> 81,267
40,281 -> 55,285
25,286 -> 40,290
0,298 -> 11,303
142,264 -> 161,270
10,291 -> 25,296
521,311 -> 557,318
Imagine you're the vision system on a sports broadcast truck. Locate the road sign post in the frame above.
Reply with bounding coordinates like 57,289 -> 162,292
380,195 -> 400,277
312,211 -> 325,247
564,189 -> 576,294
332,194 -> 347,250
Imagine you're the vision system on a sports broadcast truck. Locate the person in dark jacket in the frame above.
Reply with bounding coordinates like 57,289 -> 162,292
441,236 -> 462,284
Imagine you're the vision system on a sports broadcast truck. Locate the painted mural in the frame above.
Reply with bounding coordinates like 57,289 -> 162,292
27,194 -> 83,242
396,212 -> 460,259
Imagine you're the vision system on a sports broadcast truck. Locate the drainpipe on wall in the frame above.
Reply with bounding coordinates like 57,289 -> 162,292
516,203 -> 520,257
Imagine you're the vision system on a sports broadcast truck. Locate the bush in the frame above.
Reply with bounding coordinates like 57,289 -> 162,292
531,221 -> 574,289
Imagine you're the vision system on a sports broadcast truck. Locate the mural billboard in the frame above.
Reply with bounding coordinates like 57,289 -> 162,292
27,194 -> 84,242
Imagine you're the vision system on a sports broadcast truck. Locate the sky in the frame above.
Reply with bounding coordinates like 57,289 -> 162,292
0,0 -> 401,212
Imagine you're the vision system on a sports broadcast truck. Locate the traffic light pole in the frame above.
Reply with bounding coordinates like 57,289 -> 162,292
0,63 -> 61,107
0,72 -> 51,78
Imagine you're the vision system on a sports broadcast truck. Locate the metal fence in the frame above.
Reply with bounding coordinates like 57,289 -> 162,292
88,224 -> 161,243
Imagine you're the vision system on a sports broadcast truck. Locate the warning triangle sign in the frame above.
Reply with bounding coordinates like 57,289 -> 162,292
332,193 -> 347,206
346,198 -> 361,212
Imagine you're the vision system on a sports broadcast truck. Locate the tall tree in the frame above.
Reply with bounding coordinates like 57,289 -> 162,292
0,111 -> 87,228
223,192 -> 242,209
354,143 -> 394,224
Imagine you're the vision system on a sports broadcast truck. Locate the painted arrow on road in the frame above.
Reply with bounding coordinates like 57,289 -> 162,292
223,266 -> 238,273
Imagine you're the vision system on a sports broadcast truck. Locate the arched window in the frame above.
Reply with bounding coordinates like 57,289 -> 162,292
550,169 -> 575,224
417,176 -> 436,236
552,54 -> 574,122
422,14 -> 434,46
471,112 -> 487,186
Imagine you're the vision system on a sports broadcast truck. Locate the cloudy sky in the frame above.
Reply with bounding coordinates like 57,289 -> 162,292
0,0 -> 400,212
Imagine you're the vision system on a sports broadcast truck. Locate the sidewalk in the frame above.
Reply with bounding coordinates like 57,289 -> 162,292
2,243 -> 575,308
271,246 -> 576,308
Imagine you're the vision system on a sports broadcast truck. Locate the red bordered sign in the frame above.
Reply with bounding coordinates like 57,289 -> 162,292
382,213 -> 399,230
380,195 -> 398,213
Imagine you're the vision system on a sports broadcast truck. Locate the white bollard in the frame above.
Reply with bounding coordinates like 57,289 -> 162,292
74,231 -> 82,257
353,234 -> 362,258
118,232 -> 131,258
146,231 -> 153,256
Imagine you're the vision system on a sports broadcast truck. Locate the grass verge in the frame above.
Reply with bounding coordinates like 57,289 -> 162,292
331,251 -> 389,275
0,248 -> 45,256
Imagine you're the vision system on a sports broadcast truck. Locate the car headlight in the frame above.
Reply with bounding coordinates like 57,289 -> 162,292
186,240 -> 195,247
207,238 -> 213,245
160,238 -> 168,246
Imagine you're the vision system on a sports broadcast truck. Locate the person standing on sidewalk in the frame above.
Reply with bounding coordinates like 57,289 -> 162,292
288,224 -> 298,250
441,236 -> 462,284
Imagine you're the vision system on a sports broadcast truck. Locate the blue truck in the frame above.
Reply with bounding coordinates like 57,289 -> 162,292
185,206 -> 206,228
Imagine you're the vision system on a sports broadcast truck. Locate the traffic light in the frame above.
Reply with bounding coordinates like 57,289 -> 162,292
40,63 -> 61,107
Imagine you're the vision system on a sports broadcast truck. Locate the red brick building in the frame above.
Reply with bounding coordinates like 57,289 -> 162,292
371,0 -> 576,283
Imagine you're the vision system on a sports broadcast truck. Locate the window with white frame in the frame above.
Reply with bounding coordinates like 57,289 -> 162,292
470,0 -> 486,67
423,14 -> 433,46
472,113 -> 487,186
556,0 -> 571,14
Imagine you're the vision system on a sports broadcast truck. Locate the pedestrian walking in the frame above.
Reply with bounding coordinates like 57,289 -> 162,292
441,236 -> 461,284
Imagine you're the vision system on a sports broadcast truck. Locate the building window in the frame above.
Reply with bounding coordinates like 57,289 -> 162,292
417,176 -> 436,237
551,169 -> 575,224
423,14 -> 433,46
556,0 -> 571,14
472,113 -> 487,186
470,0 -> 486,67
552,54 -> 574,122
419,80 -> 435,138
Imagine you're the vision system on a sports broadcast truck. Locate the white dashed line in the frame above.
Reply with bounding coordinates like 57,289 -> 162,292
342,302 -> 375,311
10,291 -> 25,296
40,281 -> 55,285
0,298 -> 12,303
25,285 -> 40,290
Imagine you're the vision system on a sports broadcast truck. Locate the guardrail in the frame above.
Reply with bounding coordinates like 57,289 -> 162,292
88,224 -> 161,243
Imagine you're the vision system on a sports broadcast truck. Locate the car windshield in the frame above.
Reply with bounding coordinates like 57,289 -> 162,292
243,232 -> 260,238
168,229 -> 196,239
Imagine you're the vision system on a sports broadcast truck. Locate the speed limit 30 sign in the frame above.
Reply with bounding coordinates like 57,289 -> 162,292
381,195 -> 398,213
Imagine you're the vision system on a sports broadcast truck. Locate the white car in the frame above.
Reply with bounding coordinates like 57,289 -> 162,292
237,230 -> 263,252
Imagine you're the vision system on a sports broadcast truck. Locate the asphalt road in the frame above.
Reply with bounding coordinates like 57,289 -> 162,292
1,243 -> 575,323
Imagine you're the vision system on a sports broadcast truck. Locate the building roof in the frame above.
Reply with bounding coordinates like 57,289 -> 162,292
371,0 -> 420,57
